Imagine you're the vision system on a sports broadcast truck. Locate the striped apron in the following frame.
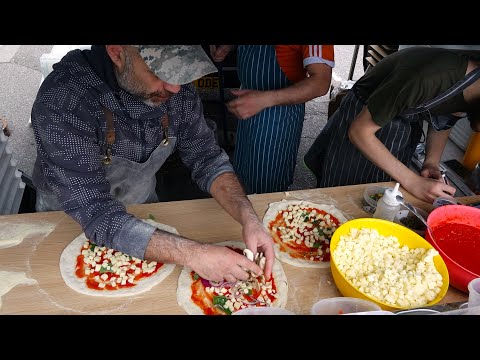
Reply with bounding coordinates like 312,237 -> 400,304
304,67 -> 480,187
234,45 -> 305,194
304,90 -> 424,187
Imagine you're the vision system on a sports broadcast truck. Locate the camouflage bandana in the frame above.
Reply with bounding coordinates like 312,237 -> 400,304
132,45 -> 218,85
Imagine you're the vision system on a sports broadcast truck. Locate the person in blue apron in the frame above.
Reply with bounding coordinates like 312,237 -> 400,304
304,47 -> 480,204
30,45 -> 275,282
210,45 -> 334,194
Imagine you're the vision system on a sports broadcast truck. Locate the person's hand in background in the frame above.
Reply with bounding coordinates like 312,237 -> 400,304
209,45 -> 233,63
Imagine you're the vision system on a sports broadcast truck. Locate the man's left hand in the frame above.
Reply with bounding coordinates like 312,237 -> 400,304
420,163 -> 442,181
227,89 -> 269,120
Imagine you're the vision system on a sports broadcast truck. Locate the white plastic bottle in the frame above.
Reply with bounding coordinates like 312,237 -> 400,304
373,182 -> 401,221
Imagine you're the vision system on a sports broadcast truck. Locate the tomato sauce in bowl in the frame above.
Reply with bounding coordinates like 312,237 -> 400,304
433,223 -> 480,275
426,205 -> 480,293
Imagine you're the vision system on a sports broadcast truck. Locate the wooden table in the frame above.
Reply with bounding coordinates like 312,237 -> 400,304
1,182 -> 478,315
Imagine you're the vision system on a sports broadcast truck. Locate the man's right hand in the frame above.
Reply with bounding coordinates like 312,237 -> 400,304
405,174 -> 457,203
188,243 -> 263,283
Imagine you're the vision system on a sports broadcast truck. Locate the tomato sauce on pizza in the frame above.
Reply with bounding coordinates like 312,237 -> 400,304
75,241 -> 164,290
189,247 -> 280,315
268,204 -> 341,263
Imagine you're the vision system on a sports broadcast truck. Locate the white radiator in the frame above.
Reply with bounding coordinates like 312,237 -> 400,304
0,131 -> 25,214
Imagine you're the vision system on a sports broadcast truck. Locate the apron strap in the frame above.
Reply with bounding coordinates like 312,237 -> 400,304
161,113 -> 169,146
102,107 -> 115,165
161,113 -> 169,128
401,67 -> 480,116
103,107 -> 116,146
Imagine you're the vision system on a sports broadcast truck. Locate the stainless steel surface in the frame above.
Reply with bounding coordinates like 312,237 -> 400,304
395,308 -> 440,315
392,301 -> 468,314
411,144 -> 475,197
441,161 -> 476,196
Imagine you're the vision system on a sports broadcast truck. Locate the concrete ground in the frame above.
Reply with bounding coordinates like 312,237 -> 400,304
0,45 -> 465,197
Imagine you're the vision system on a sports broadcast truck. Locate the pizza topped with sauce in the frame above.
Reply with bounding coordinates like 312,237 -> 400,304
76,241 -> 163,290
60,219 -> 177,297
263,200 -> 349,268
176,241 -> 288,315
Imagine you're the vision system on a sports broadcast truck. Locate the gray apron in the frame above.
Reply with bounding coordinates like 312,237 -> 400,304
36,109 -> 176,211
304,67 -> 480,188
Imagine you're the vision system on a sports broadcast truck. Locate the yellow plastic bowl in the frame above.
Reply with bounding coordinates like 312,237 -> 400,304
330,218 -> 450,311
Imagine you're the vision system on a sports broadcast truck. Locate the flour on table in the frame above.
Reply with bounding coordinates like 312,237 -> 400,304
0,271 -> 37,309
0,222 -> 55,249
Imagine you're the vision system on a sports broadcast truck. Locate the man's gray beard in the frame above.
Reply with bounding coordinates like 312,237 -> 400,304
114,54 -> 161,108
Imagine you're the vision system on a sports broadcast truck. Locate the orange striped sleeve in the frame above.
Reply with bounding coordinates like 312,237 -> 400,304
274,45 -> 335,83
302,45 -> 335,68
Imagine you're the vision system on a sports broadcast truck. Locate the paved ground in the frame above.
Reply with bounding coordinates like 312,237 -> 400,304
0,45 -> 465,196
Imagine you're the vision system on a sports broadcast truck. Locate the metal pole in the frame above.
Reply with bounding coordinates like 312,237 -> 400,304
348,45 -> 360,81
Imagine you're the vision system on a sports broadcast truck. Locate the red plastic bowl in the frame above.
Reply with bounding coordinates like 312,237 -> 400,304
426,205 -> 480,293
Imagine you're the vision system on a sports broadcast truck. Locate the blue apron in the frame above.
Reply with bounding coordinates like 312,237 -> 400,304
234,45 -> 305,194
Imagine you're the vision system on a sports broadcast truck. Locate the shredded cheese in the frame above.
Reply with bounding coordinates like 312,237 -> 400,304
333,227 -> 443,308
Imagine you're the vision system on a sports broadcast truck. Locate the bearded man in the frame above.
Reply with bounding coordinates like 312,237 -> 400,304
30,45 -> 275,282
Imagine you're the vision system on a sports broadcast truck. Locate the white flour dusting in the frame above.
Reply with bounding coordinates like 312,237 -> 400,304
0,222 -> 55,249
0,270 -> 37,310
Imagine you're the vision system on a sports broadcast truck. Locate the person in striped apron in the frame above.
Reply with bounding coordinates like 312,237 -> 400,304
210,45 -> 335,194
304,47 -> 480,203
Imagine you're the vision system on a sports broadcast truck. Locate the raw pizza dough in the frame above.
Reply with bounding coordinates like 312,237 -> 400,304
263,199 -> 348,268
177,240 -> 289,315
60,219 -> 177,297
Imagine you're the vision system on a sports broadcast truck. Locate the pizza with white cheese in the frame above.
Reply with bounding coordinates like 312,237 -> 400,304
262,200 -> 348,268
176,241 -> 288,315
60,219 -> 177,297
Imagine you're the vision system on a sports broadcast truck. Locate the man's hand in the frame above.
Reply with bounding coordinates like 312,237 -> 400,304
242,220 -> 275,280
209,172 -> 275,280
420,163 -> 443,181
404,174 -> 456,203
188,243 -> 263,283
209,45 -> 233,63
226,89 -> 270,119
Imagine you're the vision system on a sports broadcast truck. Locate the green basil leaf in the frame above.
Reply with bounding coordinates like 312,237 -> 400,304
213,295 -> 232,314
89,243 -> 96,251
312,242 -> 321,248
193,273 -> 199,280
222,307 -> 232,315
99,266 -> 110,273
213,295 -> 228,306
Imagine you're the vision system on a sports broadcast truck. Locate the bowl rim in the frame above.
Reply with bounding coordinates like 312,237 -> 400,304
363,186 -> 404,207
426,205 -> 480,279
311,296 -> 382,314
330,218 -> 449,310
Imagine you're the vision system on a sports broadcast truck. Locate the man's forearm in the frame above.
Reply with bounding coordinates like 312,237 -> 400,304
209,172 -> 260,226
144,229 -> 203,267
349,107 -> 417,185
267,74 -> 330,107
424,125 -> 451,166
